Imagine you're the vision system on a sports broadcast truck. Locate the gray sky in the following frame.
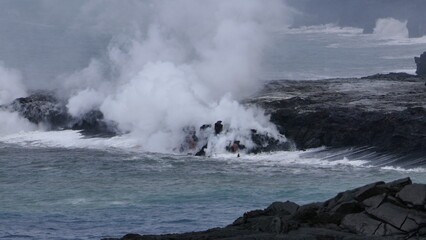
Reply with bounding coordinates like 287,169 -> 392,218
0,0 -> 425,90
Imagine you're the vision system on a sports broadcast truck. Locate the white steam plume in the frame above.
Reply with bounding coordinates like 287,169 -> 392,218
0,62 -> 27,105
373,18 -> 409,40
0,63 -> 37,135
62,0 -> 289,153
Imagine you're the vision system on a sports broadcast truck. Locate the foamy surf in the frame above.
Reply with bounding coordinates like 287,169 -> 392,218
213,148 -> 426,173
1,130 -> 424,173
0,130 -> 141,150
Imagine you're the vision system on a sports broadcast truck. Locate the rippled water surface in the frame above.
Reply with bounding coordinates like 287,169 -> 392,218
1,140 -> 425,240
2,17 -> 426,240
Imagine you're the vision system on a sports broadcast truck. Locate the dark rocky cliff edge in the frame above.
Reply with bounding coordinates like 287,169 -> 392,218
103,178 -> 426,240
247,73 -> 426,153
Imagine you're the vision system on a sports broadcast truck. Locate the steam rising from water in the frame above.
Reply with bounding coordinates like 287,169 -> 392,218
0,63 -> 26,105
1,2 -> 424,154
90,0 -> 289,153
0,63 -> 35,135
0,0 -> 289,153
373,18 -> 409,39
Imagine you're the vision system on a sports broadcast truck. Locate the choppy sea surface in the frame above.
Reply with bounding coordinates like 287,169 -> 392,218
1,25 -> 426,240
1,131 -> 426,240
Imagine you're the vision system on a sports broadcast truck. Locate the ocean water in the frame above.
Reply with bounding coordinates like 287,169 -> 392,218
263,24 -> 426,80
0,132 -> 425,240
1,15 -> 426,240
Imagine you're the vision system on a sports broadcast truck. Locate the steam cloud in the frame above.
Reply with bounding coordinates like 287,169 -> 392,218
1,1 -> 422,153
373,18 -> 409,40
0,0 -> 290,153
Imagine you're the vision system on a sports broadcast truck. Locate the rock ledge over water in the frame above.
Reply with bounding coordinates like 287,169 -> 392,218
247,73 -> 426,153
103,178 -> 426,240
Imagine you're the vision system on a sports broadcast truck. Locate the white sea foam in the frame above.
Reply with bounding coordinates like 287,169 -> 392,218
381,166 -> 426,173
0,130 -> 140,150
379,36 -> 426,46
213,149 -> 426,173
286,24 -> 363,35
1,129 -> 424,173
214,149 -> 371,169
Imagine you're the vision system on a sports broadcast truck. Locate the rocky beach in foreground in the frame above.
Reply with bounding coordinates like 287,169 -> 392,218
104,178 -> 426,240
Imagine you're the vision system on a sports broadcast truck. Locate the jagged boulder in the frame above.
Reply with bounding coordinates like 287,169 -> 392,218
232,177 -> 426,238
396,183 -> 426,207
415,51 -> 426,76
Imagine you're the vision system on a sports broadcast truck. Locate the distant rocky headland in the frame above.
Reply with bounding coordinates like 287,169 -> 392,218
103,178 -> 426,240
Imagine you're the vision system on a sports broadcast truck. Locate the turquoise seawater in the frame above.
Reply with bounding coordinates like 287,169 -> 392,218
1,141 -> 425,240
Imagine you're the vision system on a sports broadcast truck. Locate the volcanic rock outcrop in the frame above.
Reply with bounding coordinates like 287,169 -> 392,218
0,91 -> 117,136
247,73 -> 426,153
103,178 -> 426,240
415,51 -> 426,76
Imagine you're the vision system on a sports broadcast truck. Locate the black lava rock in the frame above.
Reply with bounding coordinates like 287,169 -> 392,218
415,51 -> 426,76
246,75 -> 426,154
1,92 -> 118,136
103,178 -> 426,240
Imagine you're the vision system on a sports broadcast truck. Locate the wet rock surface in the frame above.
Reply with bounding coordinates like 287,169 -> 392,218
103,178 -> 426,240
0,91 -> 117,136
415,51 -> 426,76
246,73 -> 426,153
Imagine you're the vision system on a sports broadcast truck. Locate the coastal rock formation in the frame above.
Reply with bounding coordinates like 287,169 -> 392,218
415,51 -> 426,76
181,122 -> 292,156
1,92 -> 289,153
6,91 -> 71,129
103,178 -> 426,240
0,92 -> 117,136
247,73 -> 426,153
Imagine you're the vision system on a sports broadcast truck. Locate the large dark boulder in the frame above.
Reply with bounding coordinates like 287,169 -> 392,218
396,183 -> 426,207
415,51 -> 426,76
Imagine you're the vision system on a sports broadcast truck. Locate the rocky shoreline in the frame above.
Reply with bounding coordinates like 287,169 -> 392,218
101,72 -> 426,240
103,178 -> 426,240
2,72 -> 425,155
3,71 -> 426,239
247,73 -> 426,153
